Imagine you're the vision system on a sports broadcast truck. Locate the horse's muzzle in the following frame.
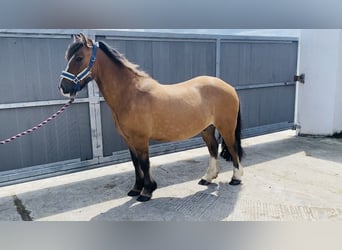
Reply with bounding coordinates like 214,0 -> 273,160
59,79 -> 77,98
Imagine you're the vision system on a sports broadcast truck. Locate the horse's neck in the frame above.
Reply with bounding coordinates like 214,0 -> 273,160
94,54 -> 137,111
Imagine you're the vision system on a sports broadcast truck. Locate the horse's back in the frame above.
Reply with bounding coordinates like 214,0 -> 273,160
148,75 -> 240,116
179,75 -> 239,106
155,75 -> 236,97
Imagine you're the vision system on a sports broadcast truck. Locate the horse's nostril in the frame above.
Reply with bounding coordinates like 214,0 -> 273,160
59,82 -> 67,94
58,84 -> 64,93
59,81 -> 68,93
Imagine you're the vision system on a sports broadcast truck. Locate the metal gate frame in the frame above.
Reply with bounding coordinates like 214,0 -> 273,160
0,29 -> 298,185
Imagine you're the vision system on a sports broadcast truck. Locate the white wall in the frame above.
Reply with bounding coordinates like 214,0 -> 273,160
334,36 -> 342,133
297,29 -> 342,136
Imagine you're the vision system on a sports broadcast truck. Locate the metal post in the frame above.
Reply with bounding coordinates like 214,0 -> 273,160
87,32 -> 104,161
215,38 -> 221,78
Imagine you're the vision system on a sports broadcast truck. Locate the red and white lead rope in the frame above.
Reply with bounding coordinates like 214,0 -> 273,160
0,98 -> 74,145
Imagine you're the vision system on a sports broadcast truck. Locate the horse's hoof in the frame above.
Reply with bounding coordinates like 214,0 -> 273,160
127,189 -> 141,197
229,179 -> 241,185
137,195 -> 151,202
198,179 -> 211,186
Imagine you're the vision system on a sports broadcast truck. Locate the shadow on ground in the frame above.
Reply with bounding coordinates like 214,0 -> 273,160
91,182 -> 242,221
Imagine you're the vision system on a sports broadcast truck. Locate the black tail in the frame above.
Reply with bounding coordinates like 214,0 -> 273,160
220,107 -> 244,161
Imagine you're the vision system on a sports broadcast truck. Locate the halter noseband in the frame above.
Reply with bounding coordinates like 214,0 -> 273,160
61,42 -> 99,91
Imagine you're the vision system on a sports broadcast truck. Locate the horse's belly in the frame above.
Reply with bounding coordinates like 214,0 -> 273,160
151,129 -> 203,142
151,114 -> 211,142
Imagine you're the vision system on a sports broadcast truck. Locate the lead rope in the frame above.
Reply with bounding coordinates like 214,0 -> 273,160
0,98 -> 74,145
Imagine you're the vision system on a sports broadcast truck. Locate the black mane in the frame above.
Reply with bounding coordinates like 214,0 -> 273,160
98,41 -> 149,77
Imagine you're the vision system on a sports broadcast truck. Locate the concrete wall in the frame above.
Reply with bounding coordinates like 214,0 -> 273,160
297,29 -> 342,136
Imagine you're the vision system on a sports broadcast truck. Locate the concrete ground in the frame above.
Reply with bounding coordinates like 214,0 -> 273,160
0,130 -> 341,221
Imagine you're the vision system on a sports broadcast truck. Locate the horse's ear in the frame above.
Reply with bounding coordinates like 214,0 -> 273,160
79,33 -> 94,48
73,33 -> 93,47
73,34 -> 82,42
85,38 -> 94,48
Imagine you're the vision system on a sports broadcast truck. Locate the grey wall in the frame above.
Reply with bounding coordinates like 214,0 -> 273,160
219,40 -> 298,132
0,35 -> 92,174
0,30 -> 298,185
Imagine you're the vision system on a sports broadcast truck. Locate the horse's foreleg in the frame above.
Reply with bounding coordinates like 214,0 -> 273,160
199,125 -> 219,185
135,147 -> 157,202
127,149 -> 144,197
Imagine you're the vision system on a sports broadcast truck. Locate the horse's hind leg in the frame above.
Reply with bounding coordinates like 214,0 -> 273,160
220,131 -> 244,185
199,125 -> 219,185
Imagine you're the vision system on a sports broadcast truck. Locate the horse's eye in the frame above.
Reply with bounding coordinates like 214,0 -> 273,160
75,56 -> 83,62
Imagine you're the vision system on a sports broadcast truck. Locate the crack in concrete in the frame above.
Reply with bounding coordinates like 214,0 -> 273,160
13,195 -> 33,221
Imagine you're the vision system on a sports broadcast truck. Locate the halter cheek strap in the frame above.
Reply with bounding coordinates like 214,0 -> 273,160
61,42 -> 98,91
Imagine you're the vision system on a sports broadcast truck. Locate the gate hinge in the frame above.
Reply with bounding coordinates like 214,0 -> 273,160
294,73 -> 305,84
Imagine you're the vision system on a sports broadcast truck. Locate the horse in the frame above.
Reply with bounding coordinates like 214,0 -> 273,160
59,33 -> 244,202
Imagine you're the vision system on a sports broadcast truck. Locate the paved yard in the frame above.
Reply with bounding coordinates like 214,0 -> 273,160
0,130 -> 341,221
